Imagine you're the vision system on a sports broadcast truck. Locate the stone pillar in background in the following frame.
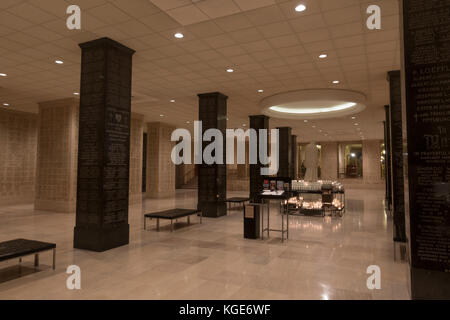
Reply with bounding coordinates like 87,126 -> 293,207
362,140 -> 382,186
383,121 -> 389,199
290,135 -> 297,179
388,70 -> 407,248
35,98 -> 78,212
320,142 -> 338,180
384,105 -> 392,210
249,115 -> 269,202
197,92 -> 227,217
129,113 -> 144,204
402,0 -> 450,299
74,37 -> 134,252
277,127 -> 292,178
146,122 -> 175,198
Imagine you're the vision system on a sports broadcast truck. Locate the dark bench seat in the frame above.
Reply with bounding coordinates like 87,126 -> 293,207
144,209 -> 202,232
0,238 -> 56,270
225,197 -> 251,210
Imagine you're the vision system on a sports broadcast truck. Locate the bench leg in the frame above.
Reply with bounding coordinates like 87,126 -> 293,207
19,257 -> 22,264
144,217 -> 146,230
187,216 -> 190,225
171,219 -> 174,232
52,248 -> 56,270
34,254 -> 39,268
157,218 -> 160,231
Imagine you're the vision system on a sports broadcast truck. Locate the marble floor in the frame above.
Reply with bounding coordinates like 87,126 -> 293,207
0,189 -> 410,300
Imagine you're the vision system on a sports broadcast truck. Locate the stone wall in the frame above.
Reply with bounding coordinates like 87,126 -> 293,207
0,109 -> 37,205
33,98 -> 144,212
35,98 -> 79,212
146,122 -> 175,198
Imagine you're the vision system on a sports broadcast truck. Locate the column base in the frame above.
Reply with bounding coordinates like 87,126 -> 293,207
198,202 -> 226,218
74,223 -> 129,252
410,267 -> 450,299
394,241 -> 407,262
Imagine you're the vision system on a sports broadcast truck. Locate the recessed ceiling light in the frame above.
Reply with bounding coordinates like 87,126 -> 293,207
226,68 -> 234,73
258,89 -> 264,93
312,125 -> 316,128
354,123 -> 359,126
170,99 -> 175,103
73,92 -> 79,95
3,103 -> 9,106
186,121 -> 190,124
304,120 -> 308,123
0,73 -> 7,77
351,116 -> 356,119
174,33 -> 184,39
295,4 -> 306,12
242,124 -> 247,127
319,54 -> 328,59
332,80 -> 340,84
55,60 -> 64,64
160,114 -> 164,117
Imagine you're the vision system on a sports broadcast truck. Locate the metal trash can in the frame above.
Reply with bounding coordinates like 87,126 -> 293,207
244,204 -> 261,239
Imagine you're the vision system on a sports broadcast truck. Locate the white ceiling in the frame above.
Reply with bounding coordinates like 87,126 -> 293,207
0,0 -> 400,142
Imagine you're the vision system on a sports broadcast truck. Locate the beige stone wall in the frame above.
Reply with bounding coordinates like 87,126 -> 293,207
0,109 -> 37,205
129,113 -> 144,204
146,122 -> 175,198
362,139 -> 383,185
321,142 -> 338,180
35,98 -> 79,212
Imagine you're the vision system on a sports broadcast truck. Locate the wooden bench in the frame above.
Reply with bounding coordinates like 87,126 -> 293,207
225,197 -> 251,211
144,209 -> 202,232
0,239 -> 56,270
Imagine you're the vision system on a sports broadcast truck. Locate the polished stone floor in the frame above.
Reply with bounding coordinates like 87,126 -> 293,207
0,189 -> 410,300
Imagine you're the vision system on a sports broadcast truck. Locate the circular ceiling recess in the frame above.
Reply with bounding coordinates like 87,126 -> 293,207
260,89 -> 366,120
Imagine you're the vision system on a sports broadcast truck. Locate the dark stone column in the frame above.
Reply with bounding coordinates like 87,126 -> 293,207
402,0 -> 450,299
388,70 -> 406,244
384,105 -> 392,211
249,115 -> 269,203
277,127 -> 292,178
74,37 -> 135,252
197,92 -> 227,218
290,135 -> 297,179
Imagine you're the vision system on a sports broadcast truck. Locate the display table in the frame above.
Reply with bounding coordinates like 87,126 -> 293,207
0,239 -> 56,270
144,209 -> 202,232
259,191 -> 290,242
290,180 -> 345,217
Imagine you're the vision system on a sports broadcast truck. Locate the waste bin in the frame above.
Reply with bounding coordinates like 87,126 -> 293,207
244,204 -> 261,239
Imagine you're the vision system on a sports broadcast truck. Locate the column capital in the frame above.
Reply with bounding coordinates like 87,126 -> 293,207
79,37 -> 135,55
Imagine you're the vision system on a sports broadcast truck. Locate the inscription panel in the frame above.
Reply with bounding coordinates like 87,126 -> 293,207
403,0 -> 450,271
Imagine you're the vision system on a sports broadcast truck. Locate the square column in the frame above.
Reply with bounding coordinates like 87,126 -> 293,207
402,0 -> 450,299
129,113 -> 144,204
384,105 -> 393,210
277,127 -> 292,178
249,115 -> 269,202
74,37 -> 135,252
388,70 -> 406,244
321,142 -> 338,180
290,135 -> 297,179
197,92 -> 227,218
146,122 -> 175,199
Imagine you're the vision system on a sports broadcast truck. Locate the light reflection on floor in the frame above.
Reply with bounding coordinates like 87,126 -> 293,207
0,188 -> 410,300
